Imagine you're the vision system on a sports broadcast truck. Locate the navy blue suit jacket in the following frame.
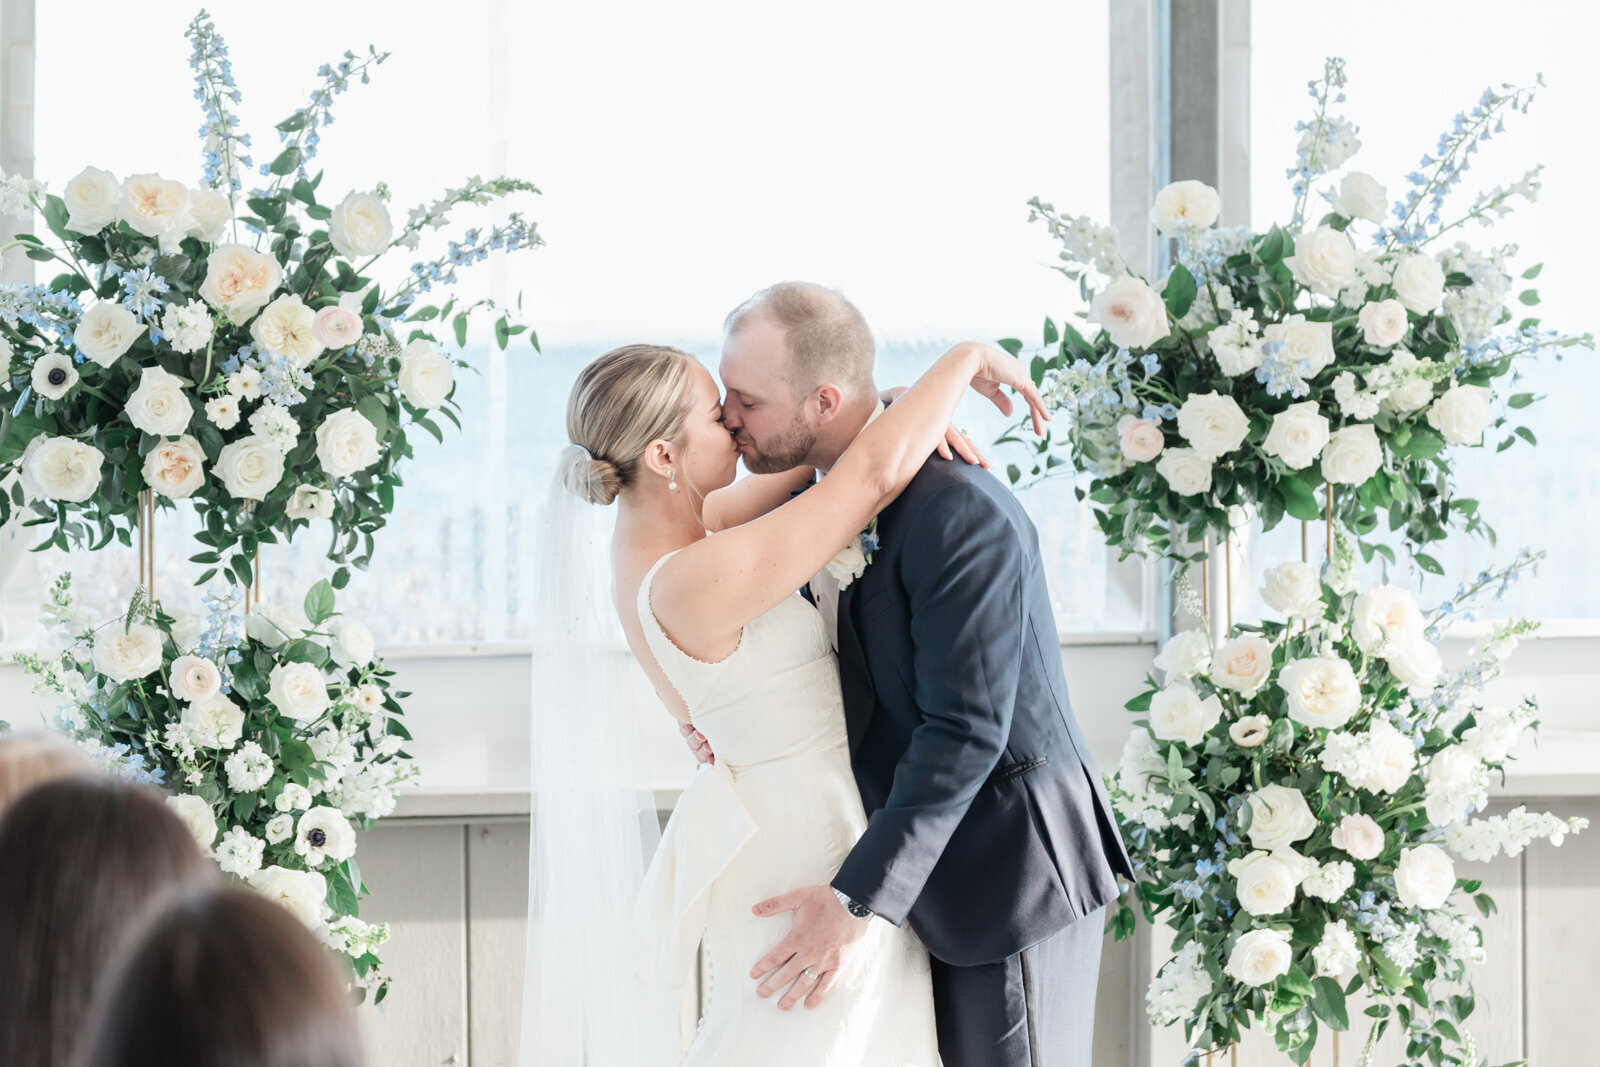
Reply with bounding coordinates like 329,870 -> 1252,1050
825,457 -> 1134,967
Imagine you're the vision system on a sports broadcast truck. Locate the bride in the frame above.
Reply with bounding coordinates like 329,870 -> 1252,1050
529,339 -> 1044,1065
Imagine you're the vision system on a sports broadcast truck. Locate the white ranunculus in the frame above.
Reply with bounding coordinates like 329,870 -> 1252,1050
1285,226 -> 1358,298
169,654 -> 222,703
312,306 -> 362,350
168,609 -> 203,653
62,166 -> 119,234
250,293 -> 323,367
1320,423 -> 1382,486
166,794 -> 217,851
398,338 -> 455,409
268,661 -> 331,720
1228,850 -> 1306,915
180,692 -> 245,749
1394,844 -> 1456,910
265,814 -> 295,844
1153,628 -> 1211,679
142,435 -> 206,499
1261,561 -> 1323,618
125,366 -> 193,437
19,436 -> 103,502
1279,656 -> 1360,729
1245,784 -> 1318,851
1357,299 -> 1408,349
1226,928 -> 1293,987
75,301 -> 142,367
1263,314 -> 1337,377
329,617 -> 375,669
1391,253 -> 1446,314
247,603 -> 310,649
286,484 -> 335,520
1229,714 -> 1272,748
31,351 -> 79,400
1365,720 -> 1419,794
1261,401 -> 1329,470
1155,447 -> 1212,497
1386,638 -> 1442,691
276,783 -> 315,813
329,191 -> 395,259
1331,813 -> 1385,860
92,622 -> 164,683
186,187 -> 232,242
1426,383 -> 1492,446
199,243 -> 283,321
1116,414 -> 1165,463
1176,392 -> 1249,460
315,409 -> 382,479
1089,276 -> 1171,350
1385,377 -> 1435,414
1210,635 -> 1275,696
295,806 -> 358,867
215,435 -> 285,501
825,538 -> 867,587
249,865 -> 330,928
1350,585 -> 1424,653
1149,684 -> 1224,745
117,173 -> 190,239
1334,171 -> 1387,223
1152,179 -> 1221,234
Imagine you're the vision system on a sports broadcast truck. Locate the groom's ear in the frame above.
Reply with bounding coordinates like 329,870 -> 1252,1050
812,383 -> 846,425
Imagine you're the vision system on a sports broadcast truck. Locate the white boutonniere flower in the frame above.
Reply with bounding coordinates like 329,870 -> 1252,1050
826,518 -> 880,590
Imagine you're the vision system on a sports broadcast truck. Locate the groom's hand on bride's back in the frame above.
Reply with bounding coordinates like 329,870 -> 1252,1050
749,886 -> 870,1011
678,721 -> 714,765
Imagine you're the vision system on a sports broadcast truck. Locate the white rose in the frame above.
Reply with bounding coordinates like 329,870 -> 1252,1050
250,293 -> 323,367
1154,628 -> 1210,679
1391,253 -> 1446,314
1263,314 -> 1337,377
1152,179 -> 1221,234
1331,813 -> 1385,860
75,302 -> 142,367
1350,585 -> 1424,653
312,306 -> 362,350
169,654 -> 222,703
1385,378 -> 1434,414
1365,720 -> 1419,794
265,814 -> 295,844
1321,423 -> 1382,485
125,366 -> 193,437
205,395 -> 242,430
295,806 -> 359,867
117,173 -> 190,239
268,661 -> 330,719
30,352 -> 79,400
168,609 -> 203,653
1279,656 -> 1360,729
1176,392 -> 1249,460
1285,226 -> 1358,298
199,243 -> 284,321
329,617 -> 376,669
1334,171 -> 1387,223
62,166 -> 119,234
1211,635 -> 1275,696
249,865 -> 330,928
1155,447 -> 1212,497
1230,715 -> 1273,748
1261,561 -> 1323,618
186,187 -> 232,242
1357,299 -> 1408,349
1149,684 -> 1224,745
180,692 -> 245,749
315,409 -> 382,479
1245,784 -> 1317,851
215,435 -> 286,501
1116,414 -> 1165,463
398,338 -> 455,409
165,794 -> 217,851
329,191 -> 395,259
1089,276 -> 1171,350
247,603 -> 310,649
142,435 -> 206,499
1228,850 -> 1306,916
1261,402 -> 1330,471
286,485 -> 336,520
91,623 -> 163,683
1386,639 -> 1441,692
1226,929 -> 1293,987
19,436 -> 103,502
1394,844 -> 1456,910
1425,383 -> 1492,446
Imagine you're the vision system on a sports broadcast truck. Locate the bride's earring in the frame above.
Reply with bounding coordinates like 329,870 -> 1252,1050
668,470 -> 677,491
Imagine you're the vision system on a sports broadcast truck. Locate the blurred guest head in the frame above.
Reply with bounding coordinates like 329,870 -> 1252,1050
0,730 -> 94,817
82,885 -> 365,1067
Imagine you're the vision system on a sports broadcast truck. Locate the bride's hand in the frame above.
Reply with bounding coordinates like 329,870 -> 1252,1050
878,385 -> 989,467
956,342 -> 1051,438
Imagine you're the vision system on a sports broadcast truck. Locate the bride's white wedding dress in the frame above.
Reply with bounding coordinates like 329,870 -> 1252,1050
635,550 -> 939,1066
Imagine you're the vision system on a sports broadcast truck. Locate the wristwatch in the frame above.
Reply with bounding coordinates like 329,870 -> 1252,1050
832,888 -> 874,922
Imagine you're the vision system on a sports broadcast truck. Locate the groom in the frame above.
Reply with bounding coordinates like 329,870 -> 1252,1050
689,281 -> 1134,1066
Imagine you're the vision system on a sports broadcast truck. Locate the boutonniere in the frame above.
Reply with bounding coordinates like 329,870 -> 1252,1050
826,518 -> 880,590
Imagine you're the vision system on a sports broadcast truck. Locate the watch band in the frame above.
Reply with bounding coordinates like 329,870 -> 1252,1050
832,887 -> 874,922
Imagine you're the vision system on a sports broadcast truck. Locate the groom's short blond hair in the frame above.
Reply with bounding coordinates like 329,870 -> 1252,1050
724,282 -> 875,398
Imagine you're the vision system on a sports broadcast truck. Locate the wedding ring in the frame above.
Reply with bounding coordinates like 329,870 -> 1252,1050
802,967 -> 820,981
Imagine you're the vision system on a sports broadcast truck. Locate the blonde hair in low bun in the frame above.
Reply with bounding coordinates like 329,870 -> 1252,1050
566,345 -> 696,504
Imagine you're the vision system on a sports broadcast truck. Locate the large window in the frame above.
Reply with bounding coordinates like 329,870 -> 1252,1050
2,0 -> 1141,647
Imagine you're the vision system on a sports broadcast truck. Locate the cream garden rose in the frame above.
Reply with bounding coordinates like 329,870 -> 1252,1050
1320,423 -> 1382,485
186,187 -> 232,242
169,654 -> 222,703
1394,844 -> 1456,910
398,339 -> 455,409
1285,226 -> 1358,298
117,173 -> 190,240
1350,585 -> 1424,653
75,302 -> 142,367
1385,638 -> 1443,691
249,866 -> 329,928
1228,850 -> 1309,915
1261,402 -> 1329,470
1116,415 -> 1165,463
181,692 -> 246,749
1155,448 -> 1212,497
1245,784 -> 1317,851
250,293 -> 323,366
1149,684 -> 1224,745
315,409 -> 382,479
268,661 -> 331,719
199,243 -> 283,321
1426,383 -> 1492,446
1333,171 -> 1387,223
215,435 -> 285,501
141,435 -> 207,499
1089,276 -> 1170,350
1391,252 -> 1446,314
166,794 -> 218,851
1176,392 -> 1249,460
91,623 -> 163,683
20,436 -> 103,502
125,366 -> 194,437
1226,928 -> 1293,986
62,166 -> 119,234
329,190 -> 395,259
1261,560 -> 1323,618
1152,179 -> 1221,234
1210,635 -> 1275,696
1357,298 -> 1408,348
1331,813 -> 1385,860
1279,656 -> 1360,729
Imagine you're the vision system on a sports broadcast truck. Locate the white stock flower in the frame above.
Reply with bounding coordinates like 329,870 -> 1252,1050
1385,639 -> 1442,691
186,187 -> 232,242
1176,392 -> 1249,460
204,395 -> 242,430
1089,276 -> 1170,350
1285,226 -> 1358,298
169,654 -> 222,703
1261,401 -> 1330,470
75,302 -> 141,367
1320,423 -> 1382,485
1152,179 -> 1221,234
1209,310 -> 1265,376
1312,919 -> 1360,979
224,741 -> 274,793
295,806 -> 358,867
329,191 -> 395,259
248,400 -> 299,455
142,435 -> 207,499
181,693 -> 245,749
62,166 -> 119,234
1263,315 -> 1337,377
1155,447 -> 1212,496
1322,719 -> 1417,794
286,484 -> 336,520
1426,383 -> 1492,446
92,623 -> 163,682
1149,684 -> 1224,745
1226,929 -> 1293,986
1245,784 -> 1317,851
315,409 -> 382,479
19,436 -> 103,502
1210,635 -> 1275,696
1228,850 -> 1307,915
1331,813 -> 1385,860
1117,415 -> 1165,463
1261,561 -> 1323,618
1394,844 -> 1456,909
215,435 -> 286,501
377,735 -> 404,757
269,661 -> 331,719
1351,585 -> 1424,653
199,243 -> 283,321
117,173 -> 190,239
1279,656 -> 1360,729
125,366 -> 194,437
329,617 -> 376,669
1357,299 -> 1409,349
165,794 -> 217,851
162,299 -> 215,355
1146,942 -> 1213,1027
249,865 -> 330,928
398,338 -> 455,409
1154,628 -> 1211,679
1391,253 -> 1446,314
1333,172 -> 1387,223
31,352 -> 79,400
216,826 -> 266,878
247,603 -> 311,649
250,293 -> 323,367
1230,715 -> 1272,748
312,305 -> 362,350
1302,859 -> 1355,902
265,813 -> 295,844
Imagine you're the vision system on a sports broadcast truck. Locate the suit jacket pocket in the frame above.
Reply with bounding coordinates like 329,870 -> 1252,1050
985,756 -> 1047,788
854,588 -> 894,628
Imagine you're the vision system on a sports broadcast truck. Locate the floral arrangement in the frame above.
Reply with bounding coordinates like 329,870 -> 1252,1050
1002,58 -> 1591,568
16,573 -> 418,1002
1107,545 -> 1585,1064
0,10 -> 542,589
